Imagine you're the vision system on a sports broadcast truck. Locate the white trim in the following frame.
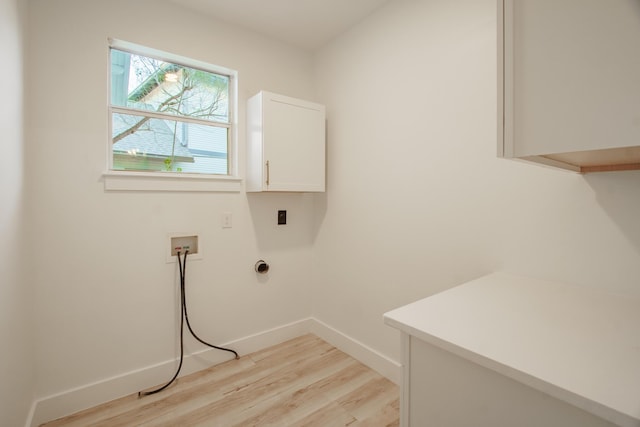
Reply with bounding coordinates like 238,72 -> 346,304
108,38 -> 237,78
28,318 -> 401,426
103,171 -> 242,192
227,67 -> 238,178
497,0 -> 505,157
110,106 -> 232,129
503,0 -> 514,158
29,319 -> 313,426
310,318 -> 402,385
106,38 -> 240,184
400,332 -> 411,427
24,401 -> 37,427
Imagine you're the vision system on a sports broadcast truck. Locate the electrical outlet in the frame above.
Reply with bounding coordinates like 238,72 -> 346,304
170,235 -> 198,256
278,210 -> 287,225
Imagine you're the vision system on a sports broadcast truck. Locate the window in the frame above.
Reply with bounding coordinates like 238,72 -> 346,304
108,40 -> 236,179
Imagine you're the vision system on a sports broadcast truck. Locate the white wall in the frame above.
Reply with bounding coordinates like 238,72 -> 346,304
27,0 -> 319,407
312,0 -> 640,363
0,0 -> 35,425
22,0 -> 640,422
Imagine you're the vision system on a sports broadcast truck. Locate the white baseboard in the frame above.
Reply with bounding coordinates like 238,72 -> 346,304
28,317 -> 400,426
310,318 -> 401,385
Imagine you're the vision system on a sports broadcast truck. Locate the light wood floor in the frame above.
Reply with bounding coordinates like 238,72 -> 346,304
41,334 -> 399,426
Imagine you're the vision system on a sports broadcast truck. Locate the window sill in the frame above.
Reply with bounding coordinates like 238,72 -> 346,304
103,171 -> 242,192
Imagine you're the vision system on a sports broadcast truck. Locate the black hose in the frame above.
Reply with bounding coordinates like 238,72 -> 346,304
180,252 -> 239,359
139,251 -> 238,397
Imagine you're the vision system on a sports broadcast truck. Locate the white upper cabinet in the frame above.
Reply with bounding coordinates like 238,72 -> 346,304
498,0 -> 640,173
246,91 -> 326,192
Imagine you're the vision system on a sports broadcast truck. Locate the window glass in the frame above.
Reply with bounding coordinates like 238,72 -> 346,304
109,47 -> 232,175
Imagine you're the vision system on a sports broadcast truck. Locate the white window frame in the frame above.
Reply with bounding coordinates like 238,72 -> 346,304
103,38 -> 241,192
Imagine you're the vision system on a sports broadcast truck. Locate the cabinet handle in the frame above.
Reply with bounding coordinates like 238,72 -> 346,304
266,160 -> 270,186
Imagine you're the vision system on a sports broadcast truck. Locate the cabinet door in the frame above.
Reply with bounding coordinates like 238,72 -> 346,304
409,337 -> 615,427
499,0 -> 640,172
263,95 -> 325,192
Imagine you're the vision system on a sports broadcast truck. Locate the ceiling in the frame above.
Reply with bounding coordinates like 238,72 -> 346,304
168,0 -> 391,50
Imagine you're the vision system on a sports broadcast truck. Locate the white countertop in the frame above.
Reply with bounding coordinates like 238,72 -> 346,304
383,272 -> 640,427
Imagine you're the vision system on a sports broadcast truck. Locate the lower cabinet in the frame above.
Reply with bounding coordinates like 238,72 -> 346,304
384,273 -> 639,427
404,335 -> 615,427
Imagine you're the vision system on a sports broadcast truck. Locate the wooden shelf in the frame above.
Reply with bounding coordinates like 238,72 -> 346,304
529,146 -> 640,174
